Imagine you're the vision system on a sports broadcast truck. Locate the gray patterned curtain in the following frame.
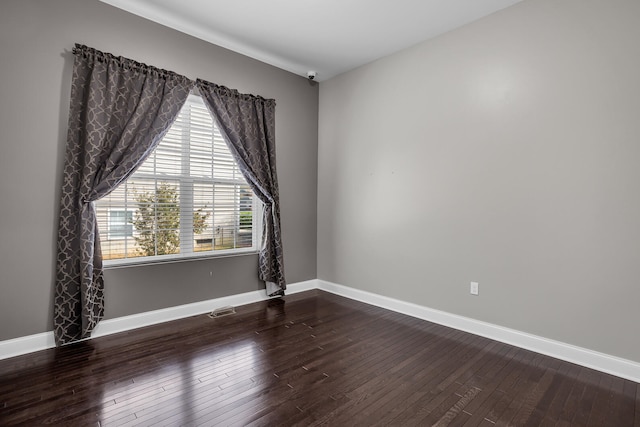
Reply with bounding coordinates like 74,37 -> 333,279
55,44 -> 193,345
196,79 -> 286,297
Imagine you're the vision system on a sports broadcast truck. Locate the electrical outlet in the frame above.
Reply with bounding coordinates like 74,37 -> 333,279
470,281 -> 479,296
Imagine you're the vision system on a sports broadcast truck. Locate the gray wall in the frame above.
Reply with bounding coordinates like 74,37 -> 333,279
318,0 -> 640,362
0,0 -> 318,340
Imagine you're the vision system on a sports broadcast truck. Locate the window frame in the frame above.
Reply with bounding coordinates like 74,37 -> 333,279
100,94 -> 262,268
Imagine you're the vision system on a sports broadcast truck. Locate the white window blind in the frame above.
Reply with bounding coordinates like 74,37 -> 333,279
96,94 -> 259,265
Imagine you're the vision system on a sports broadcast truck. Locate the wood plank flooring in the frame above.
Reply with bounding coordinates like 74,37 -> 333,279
0,289 -> 638,426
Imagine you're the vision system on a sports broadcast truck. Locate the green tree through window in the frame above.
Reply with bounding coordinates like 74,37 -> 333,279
132,183 -> 210,256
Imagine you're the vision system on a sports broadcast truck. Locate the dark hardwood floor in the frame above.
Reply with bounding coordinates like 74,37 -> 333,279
0,290 -> 638,426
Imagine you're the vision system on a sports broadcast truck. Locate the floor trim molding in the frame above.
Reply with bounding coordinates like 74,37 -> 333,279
0,279 -> 317,361
316,279 -> 640,383
2,278 -> 639,383
0,332 -> 56,362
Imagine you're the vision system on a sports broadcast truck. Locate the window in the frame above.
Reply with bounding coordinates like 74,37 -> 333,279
96,94 -> 259,265
108,209 -> 133,239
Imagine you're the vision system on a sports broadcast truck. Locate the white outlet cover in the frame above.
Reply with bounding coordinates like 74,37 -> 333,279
470,281 -> 479,295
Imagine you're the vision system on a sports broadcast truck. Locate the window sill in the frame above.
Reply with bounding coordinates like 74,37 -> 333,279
103,248 -> 259,270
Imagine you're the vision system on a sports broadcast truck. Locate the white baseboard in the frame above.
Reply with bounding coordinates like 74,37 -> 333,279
0,279 -> 317,361
92,279 -> 317,338
316,279 -> 640,383
2,278 -> 639,384
0,332 -> 56,361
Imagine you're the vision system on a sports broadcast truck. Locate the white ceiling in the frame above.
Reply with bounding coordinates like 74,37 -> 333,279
100,0 -> 524,81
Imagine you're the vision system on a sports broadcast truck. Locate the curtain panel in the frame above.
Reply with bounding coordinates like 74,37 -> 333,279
196,79 -> 286,296
54,44 -> 193,345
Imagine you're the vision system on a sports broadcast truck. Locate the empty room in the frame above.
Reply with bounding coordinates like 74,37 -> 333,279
1,0 -> 639,425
